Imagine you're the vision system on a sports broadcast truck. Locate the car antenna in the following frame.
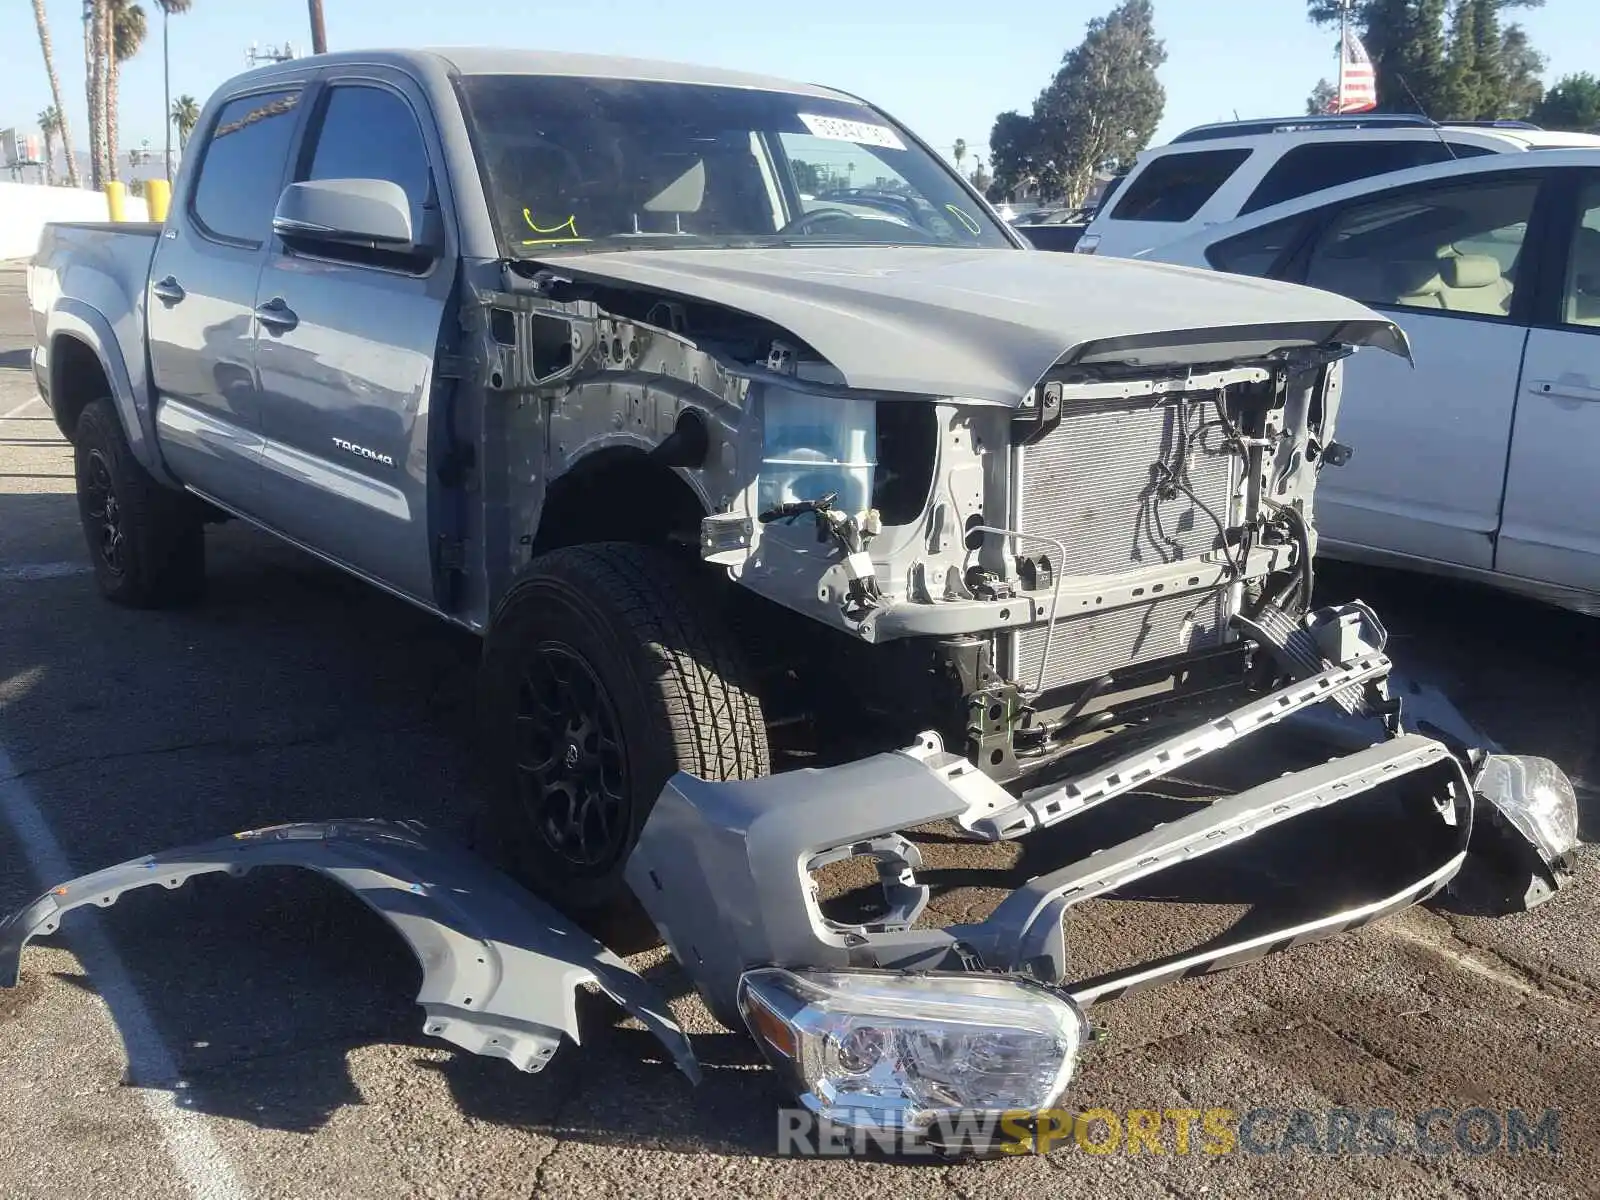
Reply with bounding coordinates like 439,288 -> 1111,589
1397,74 -> 1459,160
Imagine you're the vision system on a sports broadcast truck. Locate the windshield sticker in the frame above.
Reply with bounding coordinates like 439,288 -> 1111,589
798,113 -> 906,151
521,210 -> 590,247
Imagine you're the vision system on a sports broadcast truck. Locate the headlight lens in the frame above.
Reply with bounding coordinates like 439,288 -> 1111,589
737,968 -> 1088,1131
1474,754 -> 1580,865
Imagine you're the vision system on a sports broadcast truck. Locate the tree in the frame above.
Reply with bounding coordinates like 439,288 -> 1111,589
1307,78 -> 1338,114
1440,0 -> 1483,118
38,108 -> 60,185
1499,24 -> 1545,117
952,138 -> 967,174
1307,0 -> 1545,117
87,0 -> 112,189
106,1 -> 148,183
969,156 -> 992,194
1467,0 -> 1507,117
171,95 -> 201,148
988,110 -> 1041,200
1533,73 -> 1600,132
1029,0 -> 1167,205
30,0 -> 80,187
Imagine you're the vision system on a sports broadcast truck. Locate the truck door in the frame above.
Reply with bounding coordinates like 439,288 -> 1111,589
146,85 -> 308,507
252,74 -> 455,604
1295,171 -> 1542,570
1496,170 -> 1600,594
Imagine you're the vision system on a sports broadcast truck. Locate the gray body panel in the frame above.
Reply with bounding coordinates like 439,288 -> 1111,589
546,247 -> 1409,405
0,820 -> 697,1082
29,224 -> 170,478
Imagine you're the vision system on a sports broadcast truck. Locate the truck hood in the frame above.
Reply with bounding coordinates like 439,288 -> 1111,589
538,246 -> 1408,406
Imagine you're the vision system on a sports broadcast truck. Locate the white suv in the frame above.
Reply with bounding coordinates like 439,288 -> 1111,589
1076,113 -> 1600,260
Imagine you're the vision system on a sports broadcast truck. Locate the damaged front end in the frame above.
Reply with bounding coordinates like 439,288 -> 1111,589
625,599 -> 1579,1136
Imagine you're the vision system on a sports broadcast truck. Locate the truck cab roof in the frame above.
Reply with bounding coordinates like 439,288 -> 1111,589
227,45 -> 854,101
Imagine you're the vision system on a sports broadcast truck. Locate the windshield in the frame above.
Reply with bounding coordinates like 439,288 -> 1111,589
458,75 -> 1012,255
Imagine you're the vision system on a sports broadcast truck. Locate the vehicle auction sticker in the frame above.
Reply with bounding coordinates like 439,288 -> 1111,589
799,113 -> 907,151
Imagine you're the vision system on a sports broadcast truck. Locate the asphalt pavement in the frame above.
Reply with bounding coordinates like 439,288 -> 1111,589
1,261 -> 1597,1199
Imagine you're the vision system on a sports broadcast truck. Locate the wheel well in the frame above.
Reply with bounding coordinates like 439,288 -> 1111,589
50,336 -> 111,443
532,450 -> 708,555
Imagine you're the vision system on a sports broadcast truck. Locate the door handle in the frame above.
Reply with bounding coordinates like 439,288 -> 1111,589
1526,377 -> 1600,403
151,276 -> 185,304
254,297 -> 299,333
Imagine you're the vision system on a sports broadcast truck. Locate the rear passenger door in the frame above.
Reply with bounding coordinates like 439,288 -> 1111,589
252,71 -> 456,604
147,85 -> 307,507
1289,172 -> 1544,569
1496,170 -> 1600,593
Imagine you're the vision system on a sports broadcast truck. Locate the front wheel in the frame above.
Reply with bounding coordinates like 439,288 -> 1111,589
480,543 -> 770,911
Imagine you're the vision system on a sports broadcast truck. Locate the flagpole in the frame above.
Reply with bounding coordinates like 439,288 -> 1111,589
1337,0 -> 1348,112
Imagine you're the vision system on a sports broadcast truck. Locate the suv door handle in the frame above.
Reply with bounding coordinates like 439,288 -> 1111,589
151,276 -> 185,304
254,297 -> 299,333
1527,377 -> 1600,403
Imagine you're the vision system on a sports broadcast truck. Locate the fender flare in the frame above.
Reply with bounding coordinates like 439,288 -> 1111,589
46,300 -> 179,487
0,819 -> 698,1083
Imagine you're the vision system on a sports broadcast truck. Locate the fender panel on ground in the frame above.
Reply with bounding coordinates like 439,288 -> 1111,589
0,819 -> 698,1083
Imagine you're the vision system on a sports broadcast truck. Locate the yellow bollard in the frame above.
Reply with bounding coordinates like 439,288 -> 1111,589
145,178 -> 171,224
105,180 -> 127,223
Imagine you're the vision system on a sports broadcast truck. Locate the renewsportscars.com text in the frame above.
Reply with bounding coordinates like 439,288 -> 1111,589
776,1106 -> 1562,1158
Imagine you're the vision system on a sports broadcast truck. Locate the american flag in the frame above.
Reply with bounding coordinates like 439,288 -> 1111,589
1337,28 -> 1378,113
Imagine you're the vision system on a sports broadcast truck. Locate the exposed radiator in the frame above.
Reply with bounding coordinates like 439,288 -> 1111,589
1011,393 -> 1239,692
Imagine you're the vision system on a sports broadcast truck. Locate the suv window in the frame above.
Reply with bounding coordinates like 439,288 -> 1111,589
1304,177 -> 1539,317
190,90 -> 302,244
1207,214 -> 1313,276
302,85 -> 432,237
1561,177 -> 1600,327
1240,140 -> 1495,215
1110,149 -> 1251,223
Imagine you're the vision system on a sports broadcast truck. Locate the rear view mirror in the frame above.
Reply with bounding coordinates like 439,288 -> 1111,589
273,179 -> 421,252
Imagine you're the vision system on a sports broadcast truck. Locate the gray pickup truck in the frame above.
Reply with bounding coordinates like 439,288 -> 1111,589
15,48 -> 1580,1143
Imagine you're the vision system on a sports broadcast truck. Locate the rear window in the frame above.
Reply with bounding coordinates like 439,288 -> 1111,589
1206,214 -> 1314,276
1110,149 -> 1251,223
1240,139 -> 1496,215
190,90 -> 302,245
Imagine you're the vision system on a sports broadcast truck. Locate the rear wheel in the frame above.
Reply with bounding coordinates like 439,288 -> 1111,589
481,542 -> 770,910
73,398 -> 205,608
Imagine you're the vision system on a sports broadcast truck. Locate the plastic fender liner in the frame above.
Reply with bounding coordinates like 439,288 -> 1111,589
0,819 -> 698,1083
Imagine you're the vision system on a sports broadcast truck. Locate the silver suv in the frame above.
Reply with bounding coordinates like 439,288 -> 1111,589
1076,113 -> 1600,260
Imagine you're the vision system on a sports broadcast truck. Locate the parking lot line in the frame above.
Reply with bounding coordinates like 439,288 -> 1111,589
0,397 -> 42,420
0,744 -> 249,1200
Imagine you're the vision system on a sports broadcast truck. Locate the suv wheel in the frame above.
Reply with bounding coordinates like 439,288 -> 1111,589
73,398 -> 205,608
481,542 -> 770,910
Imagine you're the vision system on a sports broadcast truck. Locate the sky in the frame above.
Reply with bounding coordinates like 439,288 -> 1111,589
6,0 -> 1599,171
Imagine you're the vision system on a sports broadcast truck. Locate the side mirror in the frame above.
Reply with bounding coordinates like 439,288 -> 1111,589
272,178 -> 423,253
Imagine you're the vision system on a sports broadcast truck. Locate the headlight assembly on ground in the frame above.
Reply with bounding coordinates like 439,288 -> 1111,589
736,967 -> 1089,1132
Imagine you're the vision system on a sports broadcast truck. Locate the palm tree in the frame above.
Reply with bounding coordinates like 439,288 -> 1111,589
38,108 -> 60,185
170,95 -> 200,149
953,138 -> 968,174
105,1 -> 148,183
155,1 -> 191,179
87,0 -> 109,189
31,0 -> 81,187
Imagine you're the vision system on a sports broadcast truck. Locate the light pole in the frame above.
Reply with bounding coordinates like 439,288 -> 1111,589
158,1 -> 174,181
308,0 -> 327,54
